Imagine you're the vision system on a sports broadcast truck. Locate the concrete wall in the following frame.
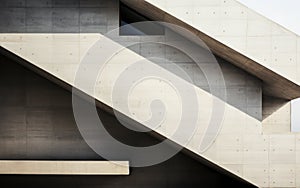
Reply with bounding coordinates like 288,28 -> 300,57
0,0 -> 262,121
119,3 -> 262,120
0,0 -> 119,33
263,96 -> 291,134
144,0 -> 300,90
0,33 -> 264,186
0,53 -> 254,187
127,38 -> 262,120
0,0 -> 264,186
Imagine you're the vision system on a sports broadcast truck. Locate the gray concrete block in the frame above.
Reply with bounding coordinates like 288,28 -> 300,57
226,87 -> 247,107
106,8 -> 120,25
107,25 -> 119,32
52,8 -> 80,33
165,45 -> 193,63
159,62 -> 196,84
0,1 -> 119,33
140,43 -> 167,59
26,87 -> 52,107
0,86 -> 26,107
79,8 -> 107,33
247,107 -> 262,120
0,0 -> 25,7
247,87 -> 262,107
126,43 -> 142,55
52,138 -> 93,159
26,8 -> 52,32
222,70 -> 246,87
0,138 -> 27,159
0,108 -> 26,138
53,0 -> 79,7
26,0 -> 52,7
49,90 -> 73,107
195,63 -> 227,87
0,8 -> 26,32
193,67 -> 209,87
26,137 -> 54,158
51,109 -> 77,132
140,35 -> 166,43
246,74 -> 262,87
0,107 -> 26,125
26,110 -> 53,137
80,0 -> 118,8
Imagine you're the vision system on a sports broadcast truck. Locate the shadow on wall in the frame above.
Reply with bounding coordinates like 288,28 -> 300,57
262,95 -> 289,121
262,95 -> 291,133
0,0 -> 263,121
124,38 -> 263,121
0,52 -> 256,188
118,3 -> 263,121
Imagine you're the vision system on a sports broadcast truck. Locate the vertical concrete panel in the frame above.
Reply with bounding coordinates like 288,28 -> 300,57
0,0 -> 25,7
26,0 -> 52,7
0,53 -> 255,187
121,25 -> 262,120
52,0 -> 79,8
80,0 -> 118,8
0,0 -> 118,34
26,8 -> 52,32
79,8 -> 108,33
263,97 -> 291,134
0,8 -> 25,32
52,8 -> 80,33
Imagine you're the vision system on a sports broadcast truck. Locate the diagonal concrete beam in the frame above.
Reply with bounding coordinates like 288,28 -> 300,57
2,33 -> 299,187
0,33 -> 261,186
121,0 -> 300,100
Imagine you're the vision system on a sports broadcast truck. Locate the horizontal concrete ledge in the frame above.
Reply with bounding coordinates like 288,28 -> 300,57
0,161 -> 129,175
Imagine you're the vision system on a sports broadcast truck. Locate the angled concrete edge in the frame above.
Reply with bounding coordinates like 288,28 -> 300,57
121,0 -> 300,100
0,41 -> 257,187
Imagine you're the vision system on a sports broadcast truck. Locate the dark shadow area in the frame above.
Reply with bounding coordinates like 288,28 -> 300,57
117,3 -> 263,121
0,50 -> 256,187
0,0 -> 263,121
119,2 -> 165,35
262,95 -> 289,121
123,40 -> 263,121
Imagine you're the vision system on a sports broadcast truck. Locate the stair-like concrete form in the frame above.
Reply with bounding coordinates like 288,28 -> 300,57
118,1 -> 300,187
1,33 -> 300,187
121,0 -> 300,101
0,34 -> 259,186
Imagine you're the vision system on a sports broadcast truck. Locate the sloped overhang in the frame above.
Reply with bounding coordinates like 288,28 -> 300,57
121,0 -> 300,100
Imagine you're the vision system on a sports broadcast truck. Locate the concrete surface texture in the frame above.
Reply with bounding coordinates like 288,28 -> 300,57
119,1 -> 300,186
0,0 -> 299,187
121,0 -> 300,100
0,0 -> 263,121
0,32 -> 270,187
144,0 -> 300,87
0,0 -> 119,33
0,53 -> 254,187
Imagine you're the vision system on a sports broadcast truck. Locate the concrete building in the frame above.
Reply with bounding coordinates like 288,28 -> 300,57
0,0 -> 299,187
